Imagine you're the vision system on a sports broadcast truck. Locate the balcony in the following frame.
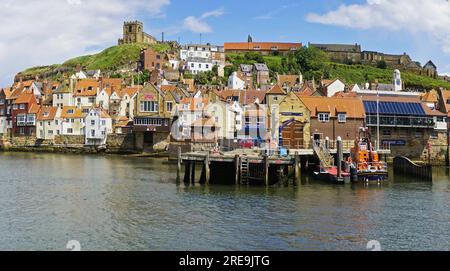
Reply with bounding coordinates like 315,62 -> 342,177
366,115 -> 435,128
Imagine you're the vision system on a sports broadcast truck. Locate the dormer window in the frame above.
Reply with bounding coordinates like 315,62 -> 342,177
43,112 -> 49,117
67,109 -> 74,114
318,113 -> 330,123
271,46 -> 278,51
88,87 -> 93,91
338,113 -> 347,123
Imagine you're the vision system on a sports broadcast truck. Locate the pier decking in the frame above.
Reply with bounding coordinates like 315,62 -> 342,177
177,147 -> 391,186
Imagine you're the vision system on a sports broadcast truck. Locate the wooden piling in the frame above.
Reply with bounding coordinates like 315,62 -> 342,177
205,152 -> 210,184
337,137 -> 343,178
183,161 -> 191,183
264,154 -> 269,186
177,147 -> 182,182
191,161 -> 196,184
294,153 -> 300,186
234,155 -> 240,185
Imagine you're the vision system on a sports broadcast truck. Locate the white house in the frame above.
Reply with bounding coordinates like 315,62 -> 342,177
36,106 -> 61,140
60,106 -> 86,136
207,100 -> 244,140
84,108 -> 113,146
227,72 -> 245,90
118,87 -> 140,120
173,97 -> 209,140
52,85 -> 74,109
96,88 -> 112,110
180,44 -> 225,76
322,79 -> 346,97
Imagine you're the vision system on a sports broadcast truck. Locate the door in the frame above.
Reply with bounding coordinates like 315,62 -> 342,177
281,121 -> 304,149
143,131 -> 154,151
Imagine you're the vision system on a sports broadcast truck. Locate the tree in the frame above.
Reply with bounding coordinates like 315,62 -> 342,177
294,47 -> 329,75
377,60 -> 387,69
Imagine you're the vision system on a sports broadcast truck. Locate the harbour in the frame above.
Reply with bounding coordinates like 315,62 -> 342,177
0,152 -> 449,251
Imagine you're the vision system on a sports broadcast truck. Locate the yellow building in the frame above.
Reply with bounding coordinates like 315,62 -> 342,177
278,92 -> 311,149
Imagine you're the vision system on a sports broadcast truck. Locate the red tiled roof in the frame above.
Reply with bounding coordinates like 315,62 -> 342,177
224,42 -> 302,51
37,106 -> 58,120
300,96 -> 365,118
13,93 -> 35,104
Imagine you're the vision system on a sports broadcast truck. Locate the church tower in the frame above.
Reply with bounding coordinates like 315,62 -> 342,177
121,21 -> 144,44
393,69 -> 402,91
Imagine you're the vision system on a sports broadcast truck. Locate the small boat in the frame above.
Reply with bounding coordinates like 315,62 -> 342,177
350,128 -> 388,183
314,165 -> 350,184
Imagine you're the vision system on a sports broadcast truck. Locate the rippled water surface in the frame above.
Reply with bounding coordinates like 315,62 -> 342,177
0,152 -> 449,251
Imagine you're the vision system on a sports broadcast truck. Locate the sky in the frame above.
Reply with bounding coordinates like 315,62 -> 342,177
1,0 -> 450,87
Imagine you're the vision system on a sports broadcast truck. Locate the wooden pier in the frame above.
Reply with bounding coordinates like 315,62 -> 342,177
177,148 -> 302,186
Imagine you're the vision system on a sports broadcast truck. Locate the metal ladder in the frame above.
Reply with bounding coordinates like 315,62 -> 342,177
240,157 -> 250,184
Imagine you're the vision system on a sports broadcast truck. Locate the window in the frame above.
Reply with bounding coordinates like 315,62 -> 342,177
91,130 -> 95,137
431,132 -> 439,139
48,121 -> 51,126
67,128 -> 73,134
67,109 -> 74,114
19,127 -> 25,135
0,99 -> 4,105
318,113 -> 330,123
91,120 -> 95,125
43,112 -> 49,117
26,114 -> 35,125
101,120 -> 106,126
48,130 -> 53,135
19,104 -> 25,110
13,104 -> 18,110
206,64 -> 209,69
166,102 -> 173,113
88,97 -> 95,103
71,119 -> 75,123
101,130 -> 106,136
17,114 -> 26,125
338,113 -> 347,123
140,101 -> 159,112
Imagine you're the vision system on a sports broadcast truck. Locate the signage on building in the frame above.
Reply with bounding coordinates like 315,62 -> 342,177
144,94 -> 155,101
281,112 -> 303,117
382,140 -> 406,146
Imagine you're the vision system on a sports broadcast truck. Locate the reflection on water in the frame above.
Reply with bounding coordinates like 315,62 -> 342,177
0,152 -> 449,251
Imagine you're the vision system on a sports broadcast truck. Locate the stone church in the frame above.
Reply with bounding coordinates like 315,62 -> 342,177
118,21 -> 157,45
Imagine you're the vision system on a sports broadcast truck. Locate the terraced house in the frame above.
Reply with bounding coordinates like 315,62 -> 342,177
133,84 -> 173,152
12,92 -> 39,137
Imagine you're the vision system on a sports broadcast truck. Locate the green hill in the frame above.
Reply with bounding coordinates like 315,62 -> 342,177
17,43 -> 171,80
226,49 -> 450,90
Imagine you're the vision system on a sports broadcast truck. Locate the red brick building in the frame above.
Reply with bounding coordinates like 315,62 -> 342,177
12,92 -> 39,137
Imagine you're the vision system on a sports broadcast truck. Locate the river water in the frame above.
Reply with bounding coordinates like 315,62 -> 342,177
0,152 -> 449,251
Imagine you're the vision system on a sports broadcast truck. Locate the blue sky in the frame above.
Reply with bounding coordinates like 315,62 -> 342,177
1,0 -> 450,87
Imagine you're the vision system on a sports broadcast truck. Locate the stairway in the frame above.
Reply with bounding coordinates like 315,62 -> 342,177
313,142 -> 334,168
240,157 -> 250,184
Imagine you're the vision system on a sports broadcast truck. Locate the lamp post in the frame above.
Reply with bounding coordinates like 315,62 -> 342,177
376,90 -> 380,151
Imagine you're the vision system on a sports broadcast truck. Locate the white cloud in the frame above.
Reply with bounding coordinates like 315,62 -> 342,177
0,0 -> 170,86
182,7 -> 224,33
306,0 -> 450,54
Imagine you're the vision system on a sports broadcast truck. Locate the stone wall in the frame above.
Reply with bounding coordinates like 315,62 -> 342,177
167,142 -> 217,158
106,134 -> 136,152
54,135 -> 85,145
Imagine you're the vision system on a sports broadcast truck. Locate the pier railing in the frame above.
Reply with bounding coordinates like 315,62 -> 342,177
393,156 -> 432,181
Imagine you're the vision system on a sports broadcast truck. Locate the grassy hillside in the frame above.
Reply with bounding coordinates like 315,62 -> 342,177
17,42 -> 171,80
227,51 -> 450,90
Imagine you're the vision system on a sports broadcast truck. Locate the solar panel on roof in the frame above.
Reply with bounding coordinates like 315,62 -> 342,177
363,101 -> 426,116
